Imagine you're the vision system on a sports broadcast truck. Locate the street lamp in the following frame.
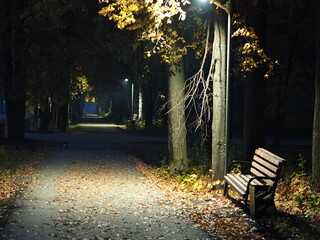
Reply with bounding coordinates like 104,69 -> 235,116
197,0 -> 232,174
125,78 -> 134,119
196,0 -> 210,7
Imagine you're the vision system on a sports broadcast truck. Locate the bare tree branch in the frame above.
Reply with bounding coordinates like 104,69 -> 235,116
161,22 -> 216,142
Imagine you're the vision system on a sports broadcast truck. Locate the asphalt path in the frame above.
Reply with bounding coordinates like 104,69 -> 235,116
1,124 -> 212,240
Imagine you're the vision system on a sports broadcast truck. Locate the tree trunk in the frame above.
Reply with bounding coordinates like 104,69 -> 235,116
138,86 -> 143,120
243,75 -> 265,160
39,99 -> 50,131
5,97 -> 25,141
243,0 -> 267,161
167,58 -> 188,173
2,0 -> 26,142
272,103 -> 284,154
143,81 -> 154,128
57,103 -> 69,132
312,0 -> 320,183
211,7 -> 228,181
3,48 -> 26,141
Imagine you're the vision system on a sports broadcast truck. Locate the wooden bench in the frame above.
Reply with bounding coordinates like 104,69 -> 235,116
223,148 -> 286,218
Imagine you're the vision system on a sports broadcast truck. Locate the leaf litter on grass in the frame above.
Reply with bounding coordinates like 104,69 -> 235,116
0,144 -> 49,223
128,142 -> 320,240
133,157 -> 272,240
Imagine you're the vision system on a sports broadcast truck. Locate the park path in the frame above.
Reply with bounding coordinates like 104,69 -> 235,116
1,124 -> 213,240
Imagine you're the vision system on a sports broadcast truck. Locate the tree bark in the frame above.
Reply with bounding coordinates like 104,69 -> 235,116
2,0 -> 26,142
55,77 -> 70,132
312,0 -> 320,183
167,58 -> 188,173
243,0 -> 267,161
39,98 -> 50,131
57,103 -> 69,132
243,74 -> 265,160
5,97 -> 25,141
211,7 -> 228,181
142,80 -> 154,128
138,86 -> 143,120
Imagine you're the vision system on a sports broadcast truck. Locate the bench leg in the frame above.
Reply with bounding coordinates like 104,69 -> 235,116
244,194 -> 249,212
249,185 -> 276,219
249,186 -> 256,217
223,182 -> 228,197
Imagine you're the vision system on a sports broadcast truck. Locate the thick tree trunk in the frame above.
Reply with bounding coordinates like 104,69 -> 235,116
3,48 -> 26,141
5,97 -> 25,141
2,0 -> 26,142
272,104 -> 283,154
312,0 -> 320,183
167,58 -> 188,173
243,0 -> 267,161
212,7 -> 228,181
243,74 -> 265,160
313,73 -> 320,183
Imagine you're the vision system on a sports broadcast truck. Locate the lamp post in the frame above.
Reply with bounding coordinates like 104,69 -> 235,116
197,0 -> 231,175
125,78 -> 134,119
225,2 -> 231,172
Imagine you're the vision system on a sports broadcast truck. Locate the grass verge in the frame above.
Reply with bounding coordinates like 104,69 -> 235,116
0,140 -> 52,224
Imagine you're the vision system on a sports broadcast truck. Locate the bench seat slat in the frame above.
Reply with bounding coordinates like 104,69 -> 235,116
225,174 -> 247,196
233,174 -> 251,187
242,174 -> 265,185
224,173 -> 269,196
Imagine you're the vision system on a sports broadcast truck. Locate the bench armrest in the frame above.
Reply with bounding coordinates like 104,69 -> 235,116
227,160 -> 251,173
245,176 -> 279,195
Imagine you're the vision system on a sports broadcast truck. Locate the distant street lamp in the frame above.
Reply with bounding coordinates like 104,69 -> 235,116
125,78 -> 134,119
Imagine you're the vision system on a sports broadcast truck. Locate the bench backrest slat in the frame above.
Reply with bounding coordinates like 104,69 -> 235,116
250,168 -> 275,185
251,161 -> 277,178
253,155 -> 278,173
250,148 -> 286,181
256,148 -> 285,164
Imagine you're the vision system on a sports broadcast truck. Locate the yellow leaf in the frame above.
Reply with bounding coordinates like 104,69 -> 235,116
212,180 -> 221,185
